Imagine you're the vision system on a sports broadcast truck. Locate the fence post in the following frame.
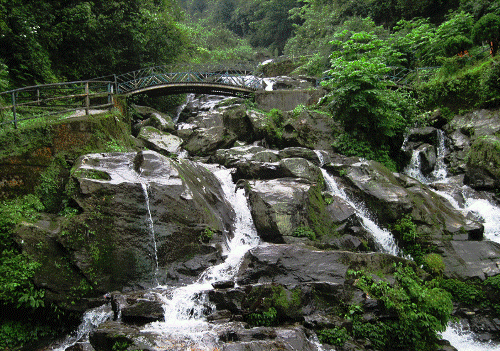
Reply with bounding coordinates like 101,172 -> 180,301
85,81 -> 90,115
11,92 -> 17,129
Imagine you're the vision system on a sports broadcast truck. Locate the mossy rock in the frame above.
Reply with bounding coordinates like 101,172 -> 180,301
465,135 -> 500,190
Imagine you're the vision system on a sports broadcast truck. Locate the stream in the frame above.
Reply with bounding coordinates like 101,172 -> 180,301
404,129 -> 500,350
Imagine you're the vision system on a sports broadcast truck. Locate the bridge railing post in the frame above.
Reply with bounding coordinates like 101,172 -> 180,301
11,92 -> 17,129
85,81 -> 90,116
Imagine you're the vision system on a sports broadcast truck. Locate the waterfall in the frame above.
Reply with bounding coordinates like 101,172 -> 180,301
142,165 -> 260,350
404,130 -> 448,184
321,169 -> 400,256
436,186 -> 500,244
431,130 -> 448,180
442,322 -> 500,351
173,93 -> 195,124
141,183 -> 159,286
51,304 -> 113,351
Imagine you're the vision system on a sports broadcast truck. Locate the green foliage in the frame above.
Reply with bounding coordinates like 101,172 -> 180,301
438,278 -> 486,305
179,22 -> 254,63
292,226 -> 316,240
0,319 -> 55,350
472,13 -> 500,56
423,253 -> 445,276
353,264 -> 453,351
317,327 -> 350,346
392,214 -> 431,262
323,23 -> 418,171
247,307 -> 278,327
0,0 -> 187,87
245,285 -> 302,326
200,227 -> 215,243
112,339 -> 133,351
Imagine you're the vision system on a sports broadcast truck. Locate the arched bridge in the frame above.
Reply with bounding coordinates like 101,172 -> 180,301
116,63 -> 263,97
0,62 -> 264,128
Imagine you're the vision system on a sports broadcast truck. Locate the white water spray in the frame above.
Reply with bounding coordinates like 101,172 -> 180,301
51,304 -> 113,351
404,130 -> 447,184
142,165 -> 260,349
442,322 -> 500,351
321,169 -> 400,256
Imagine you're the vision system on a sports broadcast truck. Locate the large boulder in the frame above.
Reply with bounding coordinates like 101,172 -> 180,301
246,178 -> 337,243
178,110 -> 236,156
16,151 -> 238,303
281,110 -> 341,152
137,126 -> 184,156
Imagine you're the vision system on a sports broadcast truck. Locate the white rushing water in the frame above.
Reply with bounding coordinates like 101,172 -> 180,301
51,304 -> 113,351
141,183 -> 159,286
320,169 -> 400,256
404,130 -> 448,184
442,322 -> 500,351
142,165 -> 260,350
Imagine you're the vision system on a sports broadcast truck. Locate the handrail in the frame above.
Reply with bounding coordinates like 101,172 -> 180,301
0,63 -> 265,128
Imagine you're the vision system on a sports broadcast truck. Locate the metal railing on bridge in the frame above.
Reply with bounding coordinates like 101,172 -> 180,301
0,79 -> 114,128
115,62 -> 264,95
0,62 -> 265,128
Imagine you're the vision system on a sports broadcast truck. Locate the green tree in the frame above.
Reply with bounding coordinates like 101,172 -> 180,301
472,13 -> 500,56
323,24 -> 417,169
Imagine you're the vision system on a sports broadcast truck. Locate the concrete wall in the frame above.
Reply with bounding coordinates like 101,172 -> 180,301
255,88 -> 326,112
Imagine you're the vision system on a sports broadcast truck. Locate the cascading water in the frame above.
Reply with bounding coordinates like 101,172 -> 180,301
142,165 -> 260,350
141,183 -> 159,286
50,304 -> 113,351
404,130 -> 447,184
404,130 -> 500,350
320,169 -> 400,256
441,322 -> 500,351
173,93 -> 195,124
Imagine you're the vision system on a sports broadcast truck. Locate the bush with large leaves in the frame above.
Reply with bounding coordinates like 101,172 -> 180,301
323,26 -> 417,170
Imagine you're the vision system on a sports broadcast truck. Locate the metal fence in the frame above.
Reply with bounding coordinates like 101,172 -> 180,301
0,79 -> 114,128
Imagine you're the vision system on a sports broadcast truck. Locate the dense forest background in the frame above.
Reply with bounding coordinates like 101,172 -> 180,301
1,0 -> 500,349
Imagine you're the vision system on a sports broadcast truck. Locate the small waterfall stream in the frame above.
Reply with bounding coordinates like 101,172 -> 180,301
142,165 -> 260,350
320,169 -> 400,256
50,304 -> 113,351
404,130 -> 500,350
141,183 -> 160,286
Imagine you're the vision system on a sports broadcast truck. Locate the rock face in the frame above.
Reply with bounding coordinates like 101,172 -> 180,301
16,151 -> 240,307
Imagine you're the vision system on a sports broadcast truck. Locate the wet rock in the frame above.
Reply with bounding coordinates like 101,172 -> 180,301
219,326 -> 318,351
279,158 -> 323,183
121,299 -> 164,325
281,110 -> 341,152
222,105 -> 255,143
33,151 -> 236,293
464,135 -> 500,190
440,240 -> 500,280
407,126 -> 439,145
89,321 -> 156,351
279,147 -> 326,166
66,343 -> 95,351
207,309 -> 232,323
137,126 -> 184,155
246,178 -> 331,242
213,280 -> 235,289
131,105 -> 175,132
468,315 -> 500,342
180,110 -> 236,156
235,244 -> 407,286
328,159 -> 483,241
167,251 -> 222,285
